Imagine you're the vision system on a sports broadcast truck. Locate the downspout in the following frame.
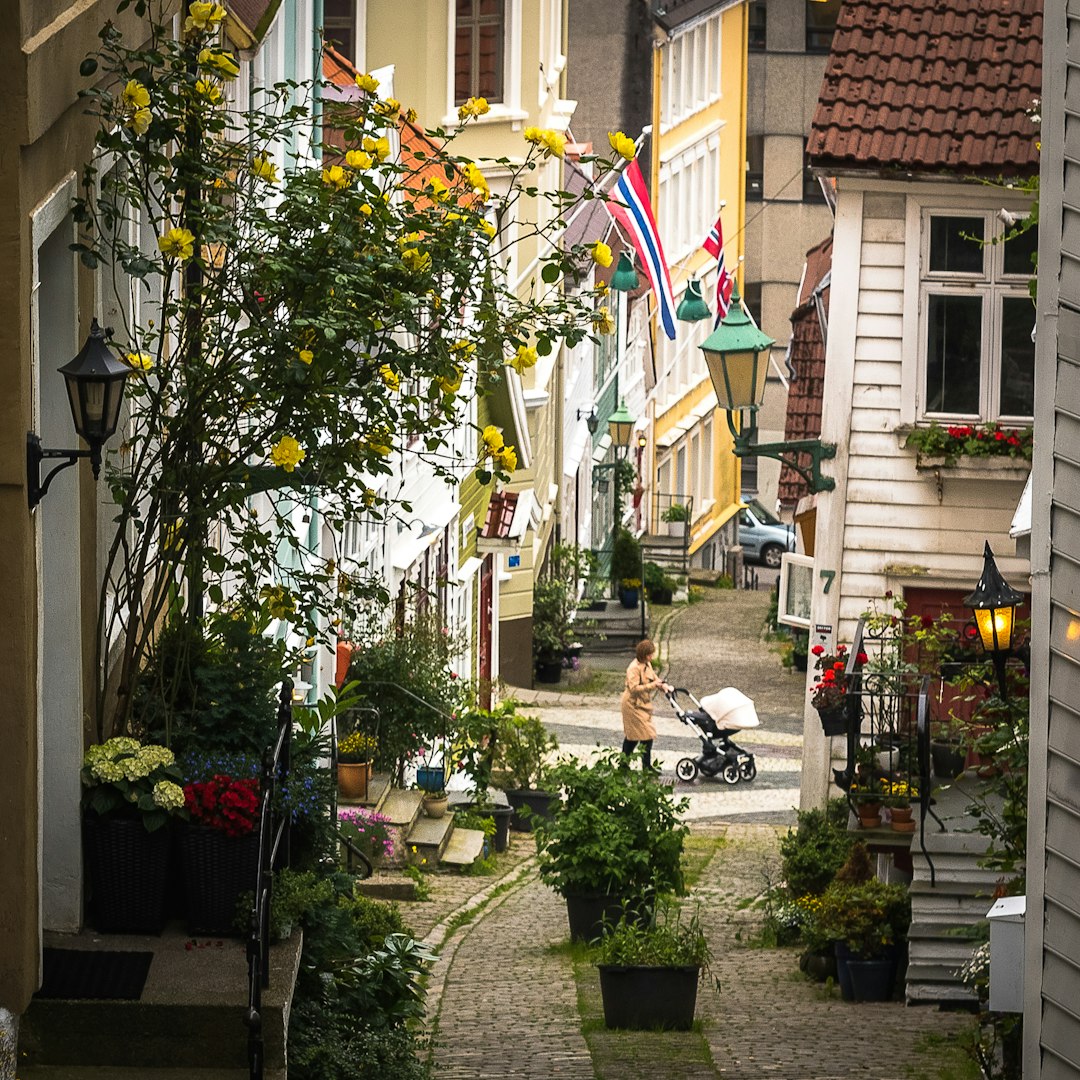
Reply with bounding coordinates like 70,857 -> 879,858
312,0 -> 324,160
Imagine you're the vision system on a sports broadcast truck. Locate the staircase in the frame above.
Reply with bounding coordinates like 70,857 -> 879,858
641,532 -> 690,578
905,778 -> 1003,1004
575,598 -> 647,653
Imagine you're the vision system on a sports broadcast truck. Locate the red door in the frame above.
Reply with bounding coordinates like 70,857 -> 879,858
479,555 -> 493,709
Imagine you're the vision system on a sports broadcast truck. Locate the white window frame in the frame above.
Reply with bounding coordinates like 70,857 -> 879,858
778,553 -> 814,630
902,196 -> 1035,427
443,0 -> 525,126
659,12 -> 722,134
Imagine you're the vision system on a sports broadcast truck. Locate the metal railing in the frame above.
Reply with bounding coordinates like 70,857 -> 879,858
246,679 -> 293,1080
330,705 -> 378,878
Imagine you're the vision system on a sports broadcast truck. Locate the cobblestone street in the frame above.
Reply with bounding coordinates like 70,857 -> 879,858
417,591 -> 978,1079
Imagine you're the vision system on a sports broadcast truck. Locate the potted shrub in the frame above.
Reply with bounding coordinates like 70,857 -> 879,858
644,561 -> 675,605
336,806 -> 396,864
337,731 -> 377,802
494,705 -> 559,831
661,502 -> 689,538
180,772 -> 262,935
931,713 -> 968,780
809,643 -> 868,736
421,788 -> 449,819
81,737 -> 187,933
593,905 -> 712,1030
611,528 -> 643,607
534,751 -> 688,941
882,779 -> 918,833
533,575 -> 576,683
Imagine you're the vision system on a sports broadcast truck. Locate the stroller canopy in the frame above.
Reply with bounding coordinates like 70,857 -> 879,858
699,688 -> 760,730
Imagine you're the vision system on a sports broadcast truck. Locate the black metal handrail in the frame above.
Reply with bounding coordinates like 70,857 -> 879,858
246,679 -> 293,1080
330,705 -> 378,879
916,675 -> 945,884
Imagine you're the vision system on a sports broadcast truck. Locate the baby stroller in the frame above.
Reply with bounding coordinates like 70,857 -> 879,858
664,687 -> 760,784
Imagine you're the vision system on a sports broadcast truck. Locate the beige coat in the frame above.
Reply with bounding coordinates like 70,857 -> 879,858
621,659 -> 660,741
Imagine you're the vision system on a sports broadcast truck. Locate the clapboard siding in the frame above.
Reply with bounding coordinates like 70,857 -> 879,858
1047,695 -> 1080,762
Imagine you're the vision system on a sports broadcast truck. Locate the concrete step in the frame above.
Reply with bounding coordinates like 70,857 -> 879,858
406,812 -> 455,864
912,827 -> 993,856
20,927 -> 301,1070
20,1069 -> 282,1080
355,874 -> 419,901
906,980 -> 979,1005
905,960 -> 976,985
910,877 -> 999,899
909,936 -> 984,964
337,771 -> 393,815
907,920 -> 988,942
441,827 -> 486,866
381,788 -> 424,832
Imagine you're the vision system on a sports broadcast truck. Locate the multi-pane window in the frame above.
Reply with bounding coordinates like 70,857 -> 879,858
660,13 -> 722,130
659,132 -> 721,261
806,0 -> 841,53
749,1 -> 766,51
324,0 -> 356,60
920,213 -> 1037,421
746,134 -> 764,202
455,0 -> 504,105
802,138 -> 825,202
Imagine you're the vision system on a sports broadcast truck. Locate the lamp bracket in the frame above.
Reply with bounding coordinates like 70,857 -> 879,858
27,432 -> 95,511
724,408 -> 836,493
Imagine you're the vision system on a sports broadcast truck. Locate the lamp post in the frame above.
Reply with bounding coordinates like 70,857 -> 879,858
699,284 -> 836,493
964,541 -> 1023,699
27,319 -> 133,509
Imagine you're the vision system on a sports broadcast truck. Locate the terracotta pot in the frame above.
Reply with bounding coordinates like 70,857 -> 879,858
338,760 -> 372,801
890,805 -> 916,832
856,802 -> 881,828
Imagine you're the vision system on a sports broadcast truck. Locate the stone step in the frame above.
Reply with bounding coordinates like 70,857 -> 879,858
336,771 -> 392,814
380,788 -> 425,832
440,826 -> 486,866
911,851 -> 998,876
905,980 -> 979,1005
907,920 -> 988,942
913,827 -> 993,856
909,936 -> 984,964
20,927 -> 301,1070
355,874 -> 419,901
20,1069 -> 280,1080
910,877 -> 999,899
905,959 -> 976,986
406,812 -> 455,864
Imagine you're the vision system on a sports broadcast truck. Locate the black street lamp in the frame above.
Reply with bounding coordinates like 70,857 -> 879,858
699,283 -> 836,493
27,319 -> 133,509
964,541 -> 1024,699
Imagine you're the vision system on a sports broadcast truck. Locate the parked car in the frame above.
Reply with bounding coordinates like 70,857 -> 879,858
738,497 -> 795,568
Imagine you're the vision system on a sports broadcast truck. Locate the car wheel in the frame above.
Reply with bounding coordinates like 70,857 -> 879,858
761,543 -> 784,569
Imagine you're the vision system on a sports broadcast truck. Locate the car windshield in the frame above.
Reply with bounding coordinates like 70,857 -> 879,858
743,497 -> 783,526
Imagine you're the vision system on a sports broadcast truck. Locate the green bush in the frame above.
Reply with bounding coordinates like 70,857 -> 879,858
611,528 -> 643,587
779,799 -> 854,898
814,878 -> 911,958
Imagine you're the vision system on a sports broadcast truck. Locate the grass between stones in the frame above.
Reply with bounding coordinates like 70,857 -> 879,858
906,1030 -> 982,1080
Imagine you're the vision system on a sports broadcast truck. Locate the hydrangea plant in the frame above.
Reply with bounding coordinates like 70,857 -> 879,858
81,736 -> 187,831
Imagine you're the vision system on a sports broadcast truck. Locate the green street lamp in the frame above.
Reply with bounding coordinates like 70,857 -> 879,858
676,278 -> 711,322
699,283 -> 836,493
610,252 -> 640,292
608,399 -> 636,449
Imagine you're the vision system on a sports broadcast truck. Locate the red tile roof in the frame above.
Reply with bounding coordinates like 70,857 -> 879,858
779,237 -> 832,509
808,0 -> 1042,176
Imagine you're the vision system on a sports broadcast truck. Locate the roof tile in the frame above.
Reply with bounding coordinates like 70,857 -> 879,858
808,0 -> 1042,175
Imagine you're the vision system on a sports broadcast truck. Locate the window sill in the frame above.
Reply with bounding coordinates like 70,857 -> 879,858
441,105 -> 530,129
912,455 -> 1031,481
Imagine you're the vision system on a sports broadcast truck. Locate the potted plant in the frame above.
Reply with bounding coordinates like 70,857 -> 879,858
81,737 -> 187,933
337,731 -> 377,802
809,643 -> 868,736
534,751 -> 688,941
930,713 -> 968,780
611,528 -> 643,608
533,571 -> 577,684
661,502 -> 689,538
180,772 -> 262,935
593,905 -> 712,1030
336,806 -> 396,865
421,788 -> 449,819
494,705 -> 559,831
881,779 -> 918,833
643,561 -> 675,606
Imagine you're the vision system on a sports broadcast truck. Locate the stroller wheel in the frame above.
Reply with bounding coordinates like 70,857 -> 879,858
675,758 -> 699,782
721,762 -> 740,785
738,759 -> 757,782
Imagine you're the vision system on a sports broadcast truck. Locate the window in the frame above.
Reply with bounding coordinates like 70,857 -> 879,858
659,13 -> 722,130
802,138 -> 825,202
749,1 -> 766,51
743,281 -> 763,328
746,135 -> 763,202
455,0 -> 504,105
920,212 -> 1037,421
324,0 -> 356,60
659,131 -> 721,261
806,0 -> 840,53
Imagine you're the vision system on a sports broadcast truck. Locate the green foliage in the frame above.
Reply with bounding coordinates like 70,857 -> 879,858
402,864 -> 432,901
904,421 -> 1033,465
643,561 -> 676,597
134,610 -> 285,758
493,704 -> 557,790
535,751 -> 688,900
592,904 -> 712,971
779,799 -> 855,898
814,878 -> 911,959
532,575 -> 577,663
610,528 -> 642,586
452,809 -> 496,838
661,503 -> 689,523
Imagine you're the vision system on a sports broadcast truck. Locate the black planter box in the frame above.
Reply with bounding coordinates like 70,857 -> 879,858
597,965 -> 699,1029
504,789 -> 555,832
84,816 -> 172,934
179,824 -> 260,935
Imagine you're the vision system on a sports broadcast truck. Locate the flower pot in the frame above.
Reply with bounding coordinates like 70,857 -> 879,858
889,806 -> 916,833
666,522 -> 685,538
857,803 -> 882,829
801,948 -> 838,983
597,965 -> 699,1030
470,804 -> 513,851
847,955 -> 897,1002
337,760 -> 372,801
422,794 -> 448,819
564,892 -> 637,943
504,788 -> 556,832
931,740 -> 967,780
833,942 -> 856,1002
647,587 -> 673,605
816,704 -> 848,737
416,765 -> 446,792
179,823 -> 260,935
535,658 -> 563,684
83,816 -> 173,934
619,587 -> 639,610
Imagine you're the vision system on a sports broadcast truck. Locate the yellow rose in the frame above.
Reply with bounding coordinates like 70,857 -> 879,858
157,227 -> 195,261
405,107 -> 418,124
524,127 -> 565,158
125,351 -> 154,371
364,429 -> 393,457
345,149 -> 373,170
593,306 -> 615,335
378,364 -> 400,391
184,1 -> 226,32
494,445 -> 518,472
260,583 -> 296,618
508,344 -> 539,374
270,435 -> 306,473
194,79 -> 222,104
374,97 -> 401,119
297,349 -> 314,365
198,48 -> 239,79
457,96 -> 490,122
463,162 -> 490,201
401,248 -> 431,273
481,425 -> 504,452
478,219 -> 497,240
428,177 -> 451,201
252,153 -> 278,184
126,108 -> 152,136
321,164 -> 350,189
122,80 -> 150,110
590,241 -> 613,268
359,203 -> 373,216
355,72 -> 380,93
607,130 -> 636,161
435,365 -> 464,395
363,135 -> 391,162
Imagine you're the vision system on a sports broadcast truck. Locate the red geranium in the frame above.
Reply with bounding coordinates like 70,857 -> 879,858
809,642 -> 865,711
184,774 -> 260,837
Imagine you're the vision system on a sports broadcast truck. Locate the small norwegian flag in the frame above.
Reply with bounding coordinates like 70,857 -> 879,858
703,215 -> 734,324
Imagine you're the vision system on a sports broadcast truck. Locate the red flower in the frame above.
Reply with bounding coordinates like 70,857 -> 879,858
811,645 -> 825,656
833,661 -> 845,671
995,431 -> 1005,441
837,644 -> 847,654
884,590 -> 893,599
856,651 -> 869,664
921,615 -> 934,629
184,775 -> 260,836
822,670 -> 836,683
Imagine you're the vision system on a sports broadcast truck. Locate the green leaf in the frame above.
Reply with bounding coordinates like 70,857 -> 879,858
541,263 -> 560,284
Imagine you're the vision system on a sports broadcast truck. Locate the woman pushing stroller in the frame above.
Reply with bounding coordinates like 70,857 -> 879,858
620,639 -> 673,769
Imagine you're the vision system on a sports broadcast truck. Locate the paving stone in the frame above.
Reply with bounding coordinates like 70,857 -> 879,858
441,827 -> 486,866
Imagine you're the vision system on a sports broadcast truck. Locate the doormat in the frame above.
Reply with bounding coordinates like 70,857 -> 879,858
37,948 -> 153,1000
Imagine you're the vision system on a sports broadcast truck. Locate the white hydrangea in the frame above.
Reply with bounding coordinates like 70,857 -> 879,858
152,780 -> 185,811
90,759 -> 126,783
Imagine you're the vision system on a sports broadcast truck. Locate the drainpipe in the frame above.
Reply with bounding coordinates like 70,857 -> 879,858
312,0 -> 324,160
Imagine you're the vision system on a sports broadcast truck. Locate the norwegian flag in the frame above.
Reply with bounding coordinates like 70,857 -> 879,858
606,160 -> 677,340
703,215 -> 734,325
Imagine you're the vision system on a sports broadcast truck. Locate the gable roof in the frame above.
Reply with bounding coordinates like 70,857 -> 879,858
808,0 -> 1042,177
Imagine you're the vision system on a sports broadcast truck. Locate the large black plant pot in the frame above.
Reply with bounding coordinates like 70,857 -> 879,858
619,588 -> 639,610
468,804 -> 513,852
504,788 -> 556,832
816,705 -> 848,737
84,816 -> 172,934
931,740 -> 967,780
564,892 -> 642,943
535,659 -> 563,684
597,965 -> 699,1030
847,956 -> 898,1002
